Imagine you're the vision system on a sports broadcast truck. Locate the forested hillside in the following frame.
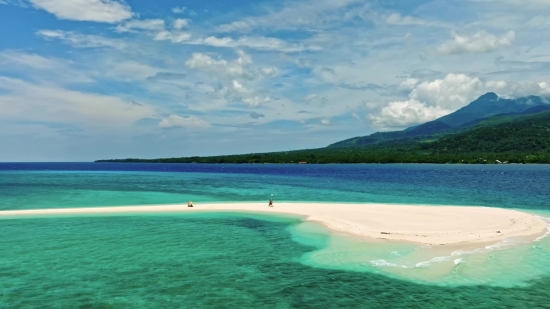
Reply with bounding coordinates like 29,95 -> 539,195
97,110 -> 550,164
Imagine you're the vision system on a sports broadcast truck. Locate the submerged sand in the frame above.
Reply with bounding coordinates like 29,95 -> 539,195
0,203 -> 547,246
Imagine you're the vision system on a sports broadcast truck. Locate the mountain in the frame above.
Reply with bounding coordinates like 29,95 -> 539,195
329,93 -> 548,148
421,110 -> 550,159
97,108 -> 550,164
97,92 -> 550,164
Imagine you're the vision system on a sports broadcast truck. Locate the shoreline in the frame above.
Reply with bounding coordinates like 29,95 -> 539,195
0,203 -> 547,247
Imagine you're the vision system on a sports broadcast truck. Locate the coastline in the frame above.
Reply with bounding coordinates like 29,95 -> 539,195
1,203 -> 547,247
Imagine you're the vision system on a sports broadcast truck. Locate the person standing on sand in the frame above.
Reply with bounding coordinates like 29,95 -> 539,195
268,194 -> 274,207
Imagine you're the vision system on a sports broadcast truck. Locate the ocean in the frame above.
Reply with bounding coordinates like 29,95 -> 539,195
1,163 -> 550,308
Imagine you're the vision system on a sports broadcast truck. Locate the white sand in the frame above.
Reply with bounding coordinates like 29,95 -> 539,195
0,203 -> 547,246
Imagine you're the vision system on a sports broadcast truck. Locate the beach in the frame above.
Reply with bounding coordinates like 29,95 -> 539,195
1,203 -> 547,247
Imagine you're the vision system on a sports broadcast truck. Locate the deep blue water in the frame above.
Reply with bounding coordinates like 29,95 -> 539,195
1,163 -> 549,210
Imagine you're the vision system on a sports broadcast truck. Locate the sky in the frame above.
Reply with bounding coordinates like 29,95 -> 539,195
1,0 -> 550,161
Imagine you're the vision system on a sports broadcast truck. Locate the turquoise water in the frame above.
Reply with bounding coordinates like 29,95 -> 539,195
2,163 -> 550,308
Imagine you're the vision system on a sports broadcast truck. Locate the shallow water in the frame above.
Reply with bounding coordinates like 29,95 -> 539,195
1,163 -> 550,308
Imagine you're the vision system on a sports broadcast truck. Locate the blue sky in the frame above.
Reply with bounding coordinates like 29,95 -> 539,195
1,0 -> 550,161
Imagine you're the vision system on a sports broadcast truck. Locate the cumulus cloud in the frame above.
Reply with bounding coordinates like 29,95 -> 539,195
185,51 -> 277,108
29,0 -> 133,23
173,18 -> 190,30
438,31 -> 515,55
370,99 -> 449,128
213,80 -> 258,105
487,80 -> 550,97
158,115 -> 210,129
409,74 -> 485,110
320,119 -> 332,126
399,78 -> 420,90
37,30 -> 126,49
185,51 -> 268,80
371,74 -> 483,128
370,73 -> 550,129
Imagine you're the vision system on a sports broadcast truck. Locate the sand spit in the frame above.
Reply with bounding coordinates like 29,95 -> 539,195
0,203 -> 547,246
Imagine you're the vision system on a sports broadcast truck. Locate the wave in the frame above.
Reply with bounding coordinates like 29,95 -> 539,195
534,216 -> 550,242
369,226 -> 550,271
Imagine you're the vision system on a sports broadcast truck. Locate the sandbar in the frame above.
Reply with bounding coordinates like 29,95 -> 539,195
0,203 -> 547,246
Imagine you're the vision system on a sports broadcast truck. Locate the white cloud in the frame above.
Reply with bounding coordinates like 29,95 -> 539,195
399,78 -> 420,90
231,80 -> 249,93
159,115 -> 210,128
260,67 -> 277,77
243,96 -> 271,107
437,31 -> 515,55
0,77 -> 156,128
192,36 -> 321,52
29,0 -> 133,23
369,99 -> 449,128
0,50 -> 93,83
370,73 -> 550,128
115,19 -> 191,43
153,31 -> 191,43
213,80 -> 256,104
185,51 -> 255,80
172,6 -> 186,14
320,119 -> 332,126
37,30 -> 126,49
410,74 -> 485,110
0,50 -> 59,69
385,13 -> 426,26
173,18 -> 190,30
184,51 -> 278,108
487,80 -> 550,97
